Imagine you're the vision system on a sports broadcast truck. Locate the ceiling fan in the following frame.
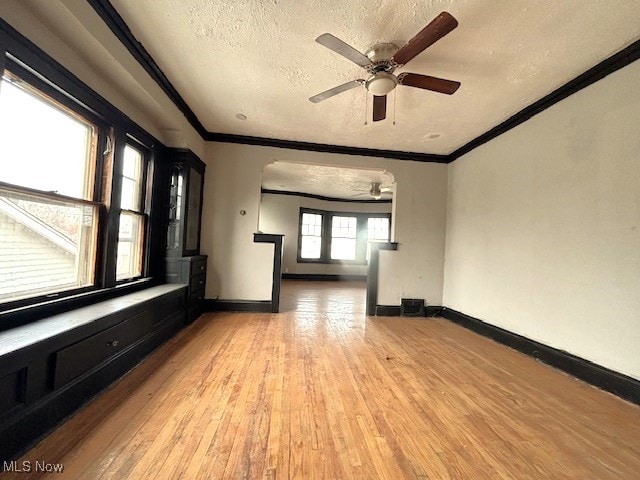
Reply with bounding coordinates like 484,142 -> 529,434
352,182 -> 393,200
309,11 -> 461,122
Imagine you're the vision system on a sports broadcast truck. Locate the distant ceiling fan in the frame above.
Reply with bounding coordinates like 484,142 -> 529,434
352,182 -> 393,200
309,12 -> 461,122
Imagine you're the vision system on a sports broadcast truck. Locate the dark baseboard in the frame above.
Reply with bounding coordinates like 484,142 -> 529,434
204,299 -> 273,313
282,273 -> 367,282
425,306 -> 444,317
441,308 -> 640,406
375,305 -> 402,316
375,305 -> 443,317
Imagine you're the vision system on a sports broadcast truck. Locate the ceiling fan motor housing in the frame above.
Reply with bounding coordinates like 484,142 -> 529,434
364,43 -> 400,96
365,43 -> 399,64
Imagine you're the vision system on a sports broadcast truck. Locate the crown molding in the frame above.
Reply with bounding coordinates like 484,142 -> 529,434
451,38 -> 640,160
88,1 -> 640,164
208,132 -> 450,163
261,188 -> 393,204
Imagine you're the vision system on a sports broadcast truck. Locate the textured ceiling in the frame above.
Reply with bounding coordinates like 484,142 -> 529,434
262,162 -> 394,200
108,0 -> 640,155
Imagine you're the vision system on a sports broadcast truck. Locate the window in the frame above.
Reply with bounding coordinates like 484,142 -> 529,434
0,71 -> 100,305
331,216 -> 357,260
366,216 -> 390,260
299,211 -> 323,259
297,208 -> 391,264
0,72 -> 96,199
0,57 -> 157,313
116,144 -> 148,281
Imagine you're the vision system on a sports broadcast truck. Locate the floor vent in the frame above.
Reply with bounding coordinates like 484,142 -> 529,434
400,298 -> 425,317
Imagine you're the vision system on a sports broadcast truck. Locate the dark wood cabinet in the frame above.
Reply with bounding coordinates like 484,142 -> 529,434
165,148 -> 207,323
166,148 -> 206,258
166,255 -> 207,323
0,285 -> 187,460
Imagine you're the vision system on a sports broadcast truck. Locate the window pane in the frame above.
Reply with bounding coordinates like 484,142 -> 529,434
0,75 -> 95,199
120,145 -> 142,211
367,217 -> 390,241
330,216 -> 358,260
116,212 -> 143,280
331,238 -> 356,260
300,236 -> 321,259
332,216 -> 357,239
0,186 -> 98,304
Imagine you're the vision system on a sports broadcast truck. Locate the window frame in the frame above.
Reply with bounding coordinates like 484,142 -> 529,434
297,209 -> 324,261
297,207 -> 391,265
0,42 -> 161,323
0,64 -> 109,311
115,140 -> 151,283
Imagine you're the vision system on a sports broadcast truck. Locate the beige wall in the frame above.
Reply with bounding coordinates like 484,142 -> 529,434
258,193 -> 392,277
201,142 -> 448,304
444,60 -> 640,380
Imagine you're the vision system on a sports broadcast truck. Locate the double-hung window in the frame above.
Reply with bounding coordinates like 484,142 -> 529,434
116,143 -> 148,281
331,216 -> 358,260
297,208 -> 391,264
0,57 -> 155,313
299,211 -> 323,260
0,70 -> 100,305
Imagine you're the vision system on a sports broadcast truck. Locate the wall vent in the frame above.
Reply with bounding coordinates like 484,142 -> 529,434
400,298 -> 425,317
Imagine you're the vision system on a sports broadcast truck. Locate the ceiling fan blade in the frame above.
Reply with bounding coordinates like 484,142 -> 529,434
309,80 -> 363,103
372,95 -> 387,122
392,12 -> 458,66
315,33 -> 372,67
398,73 -> 460,95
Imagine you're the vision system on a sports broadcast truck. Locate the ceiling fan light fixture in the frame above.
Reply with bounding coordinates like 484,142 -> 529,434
370,183 -> 382,199
365,72 -> 397,96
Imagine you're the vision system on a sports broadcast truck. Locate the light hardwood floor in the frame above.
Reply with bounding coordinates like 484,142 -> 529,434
9,280 -> 640,479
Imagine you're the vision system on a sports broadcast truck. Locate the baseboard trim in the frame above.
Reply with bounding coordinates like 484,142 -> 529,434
282,274 -> 367,282
375,305 -> 443,317
441,308 -> 640,405
204,300 -> 273,313
375,305 -> 401,316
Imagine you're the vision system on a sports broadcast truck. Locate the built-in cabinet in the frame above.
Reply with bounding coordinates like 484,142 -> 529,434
0,285 -> 187,460
165,149 -> 207,322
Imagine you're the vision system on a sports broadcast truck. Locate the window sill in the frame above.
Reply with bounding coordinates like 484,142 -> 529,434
0,277 -> 157,331
0,283 -> 185,359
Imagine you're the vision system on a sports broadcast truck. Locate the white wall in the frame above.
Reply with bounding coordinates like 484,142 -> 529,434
444,60 -> 640,380
258,193 -> 392,276
201,143 -> 448,304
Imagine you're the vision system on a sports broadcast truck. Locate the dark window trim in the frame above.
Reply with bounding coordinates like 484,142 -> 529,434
297,207 -> 391,265
0,19 -> 167,322
0,19 -> 159,148
116,139 -> 151,282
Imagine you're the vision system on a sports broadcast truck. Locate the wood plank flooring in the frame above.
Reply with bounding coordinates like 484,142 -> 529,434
8,280 -> 640,479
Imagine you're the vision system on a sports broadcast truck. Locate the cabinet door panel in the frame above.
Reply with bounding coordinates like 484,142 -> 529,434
185,167 -> 202,252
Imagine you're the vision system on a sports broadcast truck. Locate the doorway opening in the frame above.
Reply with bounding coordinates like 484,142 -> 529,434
258,161 -> 395,314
